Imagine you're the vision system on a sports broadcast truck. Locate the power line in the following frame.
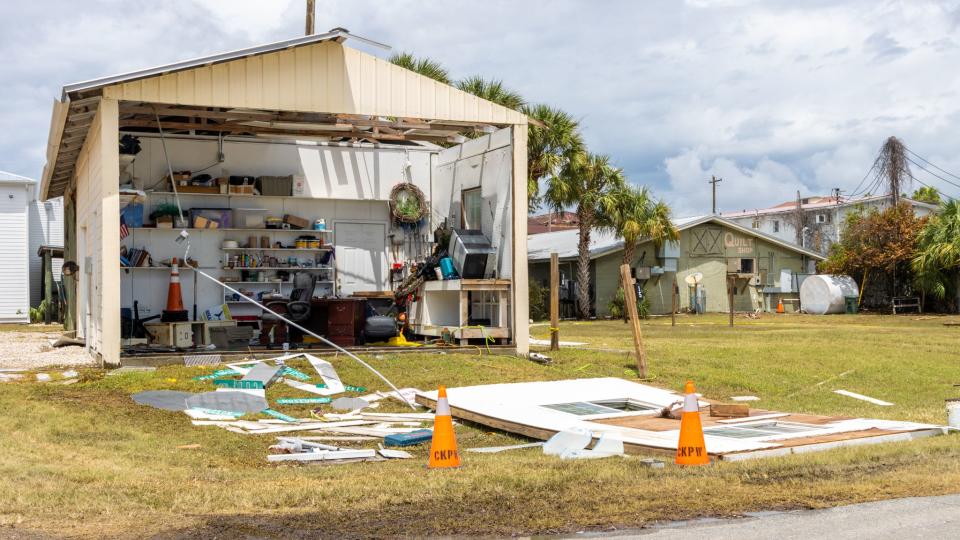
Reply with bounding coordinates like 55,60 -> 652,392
904,147 -> 960,183
909,174 -> 954,202
847,162 -> 878,199
905,156 -> 960,191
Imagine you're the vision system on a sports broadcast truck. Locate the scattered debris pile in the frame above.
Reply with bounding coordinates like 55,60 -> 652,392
130,352 -> 431,464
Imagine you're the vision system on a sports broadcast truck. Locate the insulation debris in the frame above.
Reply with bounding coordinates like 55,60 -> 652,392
331,397 -> 370,411
132,390 -> 196,411
186,390 -> 268,414
241,363 -> 283,388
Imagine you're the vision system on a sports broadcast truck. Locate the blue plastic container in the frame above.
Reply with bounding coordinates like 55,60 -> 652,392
439,257 -> 458,279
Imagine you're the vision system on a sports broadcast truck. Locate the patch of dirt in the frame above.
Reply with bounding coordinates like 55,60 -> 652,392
0,330 -> 93,369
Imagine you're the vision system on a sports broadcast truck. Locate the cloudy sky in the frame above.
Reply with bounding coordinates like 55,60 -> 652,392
2,0 -> 960,215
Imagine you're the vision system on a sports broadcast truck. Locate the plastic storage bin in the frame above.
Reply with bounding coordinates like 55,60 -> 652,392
189,208 -> 232,229
233,208 -> 268,229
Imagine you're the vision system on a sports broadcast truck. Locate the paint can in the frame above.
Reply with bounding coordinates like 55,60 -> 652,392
946,399 -> 960,429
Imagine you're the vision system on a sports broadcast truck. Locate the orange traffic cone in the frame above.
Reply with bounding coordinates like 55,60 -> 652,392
428,385 -> 461,469
675,380 -> 709,466
776,299 -> 785,314
161,258 -> 188,322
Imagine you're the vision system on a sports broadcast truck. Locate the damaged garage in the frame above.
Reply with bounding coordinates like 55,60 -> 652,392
37,29 -> 530,366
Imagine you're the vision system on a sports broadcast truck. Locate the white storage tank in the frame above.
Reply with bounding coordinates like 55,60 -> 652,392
800,274 -> 859,315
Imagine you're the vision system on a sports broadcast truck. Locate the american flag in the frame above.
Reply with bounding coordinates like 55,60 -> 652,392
120,214 -> 129,240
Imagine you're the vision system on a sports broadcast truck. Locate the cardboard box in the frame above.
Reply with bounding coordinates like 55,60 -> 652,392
283,214 -> 309,230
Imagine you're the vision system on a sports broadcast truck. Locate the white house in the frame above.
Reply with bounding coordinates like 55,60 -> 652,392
722,194 -> 938,255
0,171 -> 34,322
29,197 -> 64,307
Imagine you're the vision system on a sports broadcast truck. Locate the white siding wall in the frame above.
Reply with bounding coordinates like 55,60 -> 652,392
431,128 -> 514,277
28,196 -> 64,306
0,182 -> 30,322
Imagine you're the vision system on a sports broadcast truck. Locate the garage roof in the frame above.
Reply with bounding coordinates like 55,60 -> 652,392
41,29 -> 527,200
527,214 -> 825,262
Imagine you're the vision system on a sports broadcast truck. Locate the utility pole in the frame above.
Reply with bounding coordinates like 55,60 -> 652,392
794,190 -> 804,245
549,253 -> 560,351
709,176 -> 722,214
305,0 -> 315,35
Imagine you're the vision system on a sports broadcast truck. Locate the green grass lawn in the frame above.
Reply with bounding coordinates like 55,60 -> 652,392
2,313 -> 960,538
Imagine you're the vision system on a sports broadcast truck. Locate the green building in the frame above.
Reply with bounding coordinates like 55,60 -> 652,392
528,215 -> 824,317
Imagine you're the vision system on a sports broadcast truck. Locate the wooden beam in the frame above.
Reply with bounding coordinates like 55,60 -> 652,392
620,264 -> 648,378
119,105 -> 278,122
119,119 -> 454,142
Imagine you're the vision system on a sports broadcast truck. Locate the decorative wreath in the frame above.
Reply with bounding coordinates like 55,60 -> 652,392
390,182 -> 429,224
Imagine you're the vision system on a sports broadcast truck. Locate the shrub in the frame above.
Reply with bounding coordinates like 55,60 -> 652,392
528,281 -> 548,321
609,287 -> 650,320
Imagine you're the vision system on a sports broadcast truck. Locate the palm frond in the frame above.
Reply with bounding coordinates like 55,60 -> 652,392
389,52 -> 451,84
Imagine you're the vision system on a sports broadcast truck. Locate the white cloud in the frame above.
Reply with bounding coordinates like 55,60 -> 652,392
2,0 -> 960,207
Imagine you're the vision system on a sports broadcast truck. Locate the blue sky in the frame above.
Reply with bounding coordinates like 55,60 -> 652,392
2,0 -> 960,215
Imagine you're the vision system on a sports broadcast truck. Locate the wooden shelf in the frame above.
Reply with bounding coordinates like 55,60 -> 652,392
120,266 -> 216,271
223,247 -> 331,253
223,280 -> 334,285
223,267 -> 333,271
146,191 -> 385,204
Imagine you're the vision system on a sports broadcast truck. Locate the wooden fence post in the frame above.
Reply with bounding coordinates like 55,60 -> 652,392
671,278 -> 678,327
728,275 -> 735,327
620,264 -> 647,378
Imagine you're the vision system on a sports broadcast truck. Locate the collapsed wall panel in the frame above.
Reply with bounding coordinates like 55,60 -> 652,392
416,378 -> 948,460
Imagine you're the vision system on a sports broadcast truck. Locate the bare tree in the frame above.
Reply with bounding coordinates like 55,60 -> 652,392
875,136 -> 912,205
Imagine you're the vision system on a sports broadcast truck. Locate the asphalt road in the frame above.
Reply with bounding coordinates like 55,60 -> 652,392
599,494 -> 960,539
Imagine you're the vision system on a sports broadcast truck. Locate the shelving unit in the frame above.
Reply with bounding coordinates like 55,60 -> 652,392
123,188 -> 344,332
223,247 -> 330,253
222,266 -> 334,271
131,227 -> 333,233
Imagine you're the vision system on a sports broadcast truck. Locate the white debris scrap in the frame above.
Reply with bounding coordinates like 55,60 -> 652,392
834,390 -> 894,406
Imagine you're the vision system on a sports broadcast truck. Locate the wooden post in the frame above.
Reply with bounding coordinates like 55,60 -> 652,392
728,275 -> 735,327
43,251 -> 53,324
550,253 -> 559,351
305,0 -> 315,35
620,264 -> 647,378
671,278 -> 678,327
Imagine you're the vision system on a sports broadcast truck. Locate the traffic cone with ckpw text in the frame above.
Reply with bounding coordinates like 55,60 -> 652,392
161,257 -> 188,322
675,380 -> 710,466
428,385 -> 461,468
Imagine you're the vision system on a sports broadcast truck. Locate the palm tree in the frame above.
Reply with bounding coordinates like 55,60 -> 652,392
388,52 -> 451,84
455,76 -> 525,110
544,152 -> 626,319
913,199 -> 960,301
523,104 -> 583,210
599,185 -> 679,268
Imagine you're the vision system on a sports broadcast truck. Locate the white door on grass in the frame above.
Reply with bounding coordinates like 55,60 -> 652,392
335,222 -> 387,296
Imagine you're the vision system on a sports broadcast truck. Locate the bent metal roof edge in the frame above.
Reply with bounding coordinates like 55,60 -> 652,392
60,28 -> 379,98
527,214 -> 825,263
